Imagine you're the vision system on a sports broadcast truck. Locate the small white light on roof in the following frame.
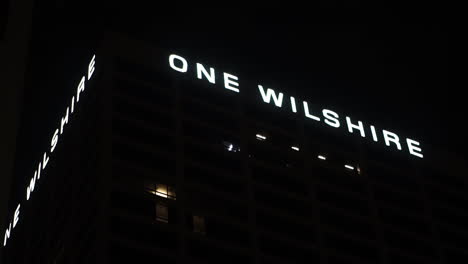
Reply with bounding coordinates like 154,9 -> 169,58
345,165 -> 354,170
291,146 -> 300,151
318,155 -> 327,160
223,141 -> 240,152
256,134 -> 267,141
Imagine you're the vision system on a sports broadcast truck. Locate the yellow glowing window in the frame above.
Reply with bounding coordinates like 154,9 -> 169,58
146,183 -> 177,200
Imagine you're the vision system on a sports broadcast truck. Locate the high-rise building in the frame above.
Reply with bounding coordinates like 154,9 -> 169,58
2,30 -> 467,264
0,2 -> 35,261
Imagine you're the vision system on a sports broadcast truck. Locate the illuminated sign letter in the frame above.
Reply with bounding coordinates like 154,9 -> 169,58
50,129 -> 59,153
303,101 -> 320,121
2,53 -> 98,248
258,85 -> 284,107
36,161 -> 42,180
370,125 -> 379,142
3,204 -> 20,246
169,54 -> 188,73
406,138 -> 423,158
3,223 -> 11,247
290,97 -> 297,113
223,73 -> 240,93
26,175 -> 37,200
382,130 -> 402,150
88,54 -> 96,80
323,109 -> 340,128
26,162 -> 41,200
76,76 -> 86,102
43,152 -> 50,169
346,116 -> 365,137
13,204 -> 20,228
196,63 -> 215,84
60,107 -> 70,134
71,96 -> 75,113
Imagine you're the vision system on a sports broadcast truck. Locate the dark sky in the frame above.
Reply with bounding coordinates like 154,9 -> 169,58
22,2 -> 456,157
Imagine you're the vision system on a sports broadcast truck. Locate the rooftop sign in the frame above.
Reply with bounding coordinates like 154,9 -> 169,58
169,54 -> 424,159
2,55 -> 96,248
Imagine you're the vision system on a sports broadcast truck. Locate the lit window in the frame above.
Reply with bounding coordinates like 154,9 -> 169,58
345,164 -> 354,170
318,155 -> 327,160
156,203 -> 169,223
193,215 -> 206,234
255,134 -> 267,141
146,183 -> 176,200
223,141 -> 240,152
291,146 -> 300,151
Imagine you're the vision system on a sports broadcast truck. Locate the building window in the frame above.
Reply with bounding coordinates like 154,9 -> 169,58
193,215 -> 206,234
156,203 -> 169,223
146,183 -> 177,200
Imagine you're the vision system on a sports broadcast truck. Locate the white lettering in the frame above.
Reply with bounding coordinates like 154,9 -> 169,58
223,73 -> 239,93
3,223 -> 11,247
323,109 -> 340,128
4,54 -> 97,247
303,101 -> 320,121
370,125 -> 378,142
407,138 -> 423,158
42,152 -> 50,169
60,107 -> 70,134
169,54 -> 188,73
258,85 -> 284,107
76,76 -> 86,102
26,164 -> 40,200
36,161 -> 42,180
26,178 -> 36,201
50,128 -> 59,153
346,116 -> 365,137
88,54 -> 96,80
196,63 -> 215,84
164,53 -> 426,159
71,96 -> 75,113
13,204 -> 20,228
290,96 -> 297,113
382,130 -> 402,150
3,204 -> 21,246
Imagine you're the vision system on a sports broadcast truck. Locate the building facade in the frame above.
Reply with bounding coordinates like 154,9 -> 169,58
0,2 -> 35,261
2,31 -> 468,264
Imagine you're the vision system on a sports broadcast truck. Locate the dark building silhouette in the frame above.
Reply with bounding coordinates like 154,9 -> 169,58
1,3 -> 466,264
4,31 -> 468,264
0,2 -> 35,262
